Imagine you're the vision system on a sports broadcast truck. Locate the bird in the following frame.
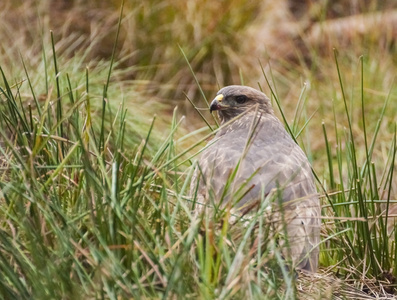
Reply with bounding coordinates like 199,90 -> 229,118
190,85 -> 320,272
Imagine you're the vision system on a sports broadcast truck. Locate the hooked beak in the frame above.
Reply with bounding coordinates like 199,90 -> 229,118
209,94 -> 227,113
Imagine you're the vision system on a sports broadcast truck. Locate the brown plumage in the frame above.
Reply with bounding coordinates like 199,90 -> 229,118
191,85 -> 320,272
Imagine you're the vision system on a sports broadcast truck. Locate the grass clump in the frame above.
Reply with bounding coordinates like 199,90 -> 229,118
317,54 -> 397,294
0,40 -> 297,299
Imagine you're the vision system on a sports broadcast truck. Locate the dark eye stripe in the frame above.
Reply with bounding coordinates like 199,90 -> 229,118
236,95 -> 248,104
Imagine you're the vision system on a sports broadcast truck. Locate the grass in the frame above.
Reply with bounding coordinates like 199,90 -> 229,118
1,0 -> 397,299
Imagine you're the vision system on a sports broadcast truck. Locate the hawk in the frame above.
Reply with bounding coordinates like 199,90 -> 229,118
190,85 -> 320,272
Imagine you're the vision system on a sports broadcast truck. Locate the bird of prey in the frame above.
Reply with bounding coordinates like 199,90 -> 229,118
190,85 -> 320,272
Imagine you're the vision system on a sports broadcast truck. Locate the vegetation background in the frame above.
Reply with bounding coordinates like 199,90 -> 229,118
0,0 -> 397,299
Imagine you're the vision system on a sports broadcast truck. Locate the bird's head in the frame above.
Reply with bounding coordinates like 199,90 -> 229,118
210,85 -> 273,124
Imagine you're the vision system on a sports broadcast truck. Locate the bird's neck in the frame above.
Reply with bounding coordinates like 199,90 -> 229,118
217,112 -> 281,140
219,109 -> 274,126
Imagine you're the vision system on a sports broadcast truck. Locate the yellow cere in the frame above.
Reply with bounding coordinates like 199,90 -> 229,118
215,94 -> 224,102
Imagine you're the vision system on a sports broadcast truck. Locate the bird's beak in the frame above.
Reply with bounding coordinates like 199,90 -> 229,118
210,94 -> 226,113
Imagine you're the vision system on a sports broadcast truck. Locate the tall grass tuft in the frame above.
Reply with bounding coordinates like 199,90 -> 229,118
0,44 -> 295,299
318,52 -> 397,294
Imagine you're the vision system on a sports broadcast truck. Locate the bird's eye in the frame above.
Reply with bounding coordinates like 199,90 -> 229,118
235,95 -> 247,104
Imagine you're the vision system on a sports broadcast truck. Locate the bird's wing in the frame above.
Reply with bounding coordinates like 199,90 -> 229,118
190,115 -> 320,271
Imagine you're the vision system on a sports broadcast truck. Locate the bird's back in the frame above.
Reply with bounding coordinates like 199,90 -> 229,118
192,113 -> 320,271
